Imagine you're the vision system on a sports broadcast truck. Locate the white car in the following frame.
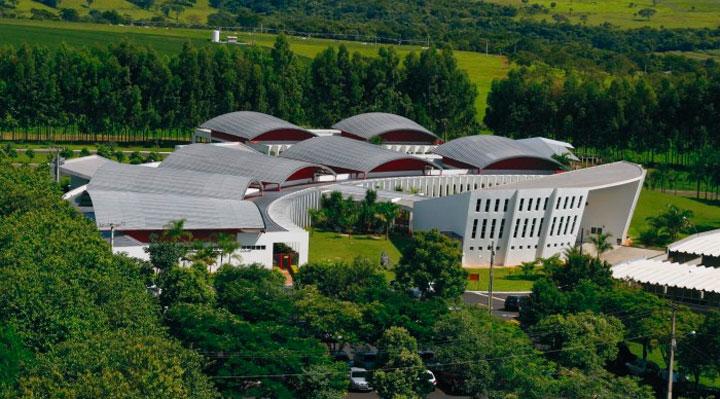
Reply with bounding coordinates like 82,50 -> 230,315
349,367 -> 373,392
423,370 -> 437,390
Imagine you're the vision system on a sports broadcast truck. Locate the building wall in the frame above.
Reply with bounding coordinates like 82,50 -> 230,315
578,178 -> 644,245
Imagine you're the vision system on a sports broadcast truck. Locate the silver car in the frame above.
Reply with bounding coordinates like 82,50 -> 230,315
349,367 -> 373,392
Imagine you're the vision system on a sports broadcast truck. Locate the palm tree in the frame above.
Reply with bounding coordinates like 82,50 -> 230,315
647,205 -> 693,241
374,202 -> 400,240
590,232 -> 613,259
162,219 -> 192,242
216,232 -> 240,265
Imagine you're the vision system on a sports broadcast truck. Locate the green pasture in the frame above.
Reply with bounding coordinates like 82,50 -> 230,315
491,0 -> 720,29
629,189 -> 720,240
0,19 -> 509,119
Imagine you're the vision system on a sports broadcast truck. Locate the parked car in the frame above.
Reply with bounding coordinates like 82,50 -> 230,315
658,369 -> 690,384
625,358 -> 659,377
504,295 -> 529,311
349,367 -> 373,392
354,350 -> 379,370
423,370 -> 437,390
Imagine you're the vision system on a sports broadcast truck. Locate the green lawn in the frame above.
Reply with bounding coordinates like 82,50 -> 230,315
0,19 -> 509,120
627,342 -> 720,388
465,267 -> 536,292
629,189 -> 720,240
490,0 -> 720,29
308,231 -> 412,266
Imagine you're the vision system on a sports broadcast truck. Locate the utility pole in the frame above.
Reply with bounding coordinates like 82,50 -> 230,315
110,223 -> 116,252
488,241 -> 495,313
667,303 -> 677,399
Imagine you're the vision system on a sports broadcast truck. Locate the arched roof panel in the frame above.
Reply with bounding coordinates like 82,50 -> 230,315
332,112 -> 437,142
200,111 -> 315,141
433,135 -> 561,170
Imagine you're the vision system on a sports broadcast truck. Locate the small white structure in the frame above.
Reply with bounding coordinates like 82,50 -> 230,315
211,30 -> 220,43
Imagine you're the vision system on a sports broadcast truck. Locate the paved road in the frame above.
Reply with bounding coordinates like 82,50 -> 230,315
463,291 -> 524,320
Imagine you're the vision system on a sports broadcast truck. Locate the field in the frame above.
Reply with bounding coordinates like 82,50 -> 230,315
465,267 -> 535,292
490,0 -> 720,29
629,189 -> 720,239
0,19 -> 509,119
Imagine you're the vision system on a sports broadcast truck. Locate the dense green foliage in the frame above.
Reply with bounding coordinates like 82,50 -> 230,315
0,161 -> 216,398
0,36 -> 477,140
310,190 -> 401,237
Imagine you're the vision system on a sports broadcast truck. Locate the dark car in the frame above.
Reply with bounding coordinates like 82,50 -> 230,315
504,295 -> 529,311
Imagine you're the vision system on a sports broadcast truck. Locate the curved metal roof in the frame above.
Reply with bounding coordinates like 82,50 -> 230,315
516,137 -> 579,162
89,190 -> 264,231
433,135 -> 560,170
613,259 -> 720,293
89,162 -> 257,200
332,112 -> 437,141
668,229 -> 720,258
200,111 -> 314,141
59,155 -> 111,180
486,161 -> 644,190
160,144 -> 332,184
279,135 -> 437,174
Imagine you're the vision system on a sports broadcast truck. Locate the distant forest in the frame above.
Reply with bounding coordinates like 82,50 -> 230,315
0,36 -> 477,140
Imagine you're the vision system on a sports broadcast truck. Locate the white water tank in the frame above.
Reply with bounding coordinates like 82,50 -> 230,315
211,30 -> 220,43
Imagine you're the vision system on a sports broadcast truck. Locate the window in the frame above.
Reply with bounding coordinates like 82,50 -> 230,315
570,215 -> 578,234
578,196 -> 584,207
550,217 -> 557,236
564,215 -> 571,235
519,198 -> 525,211
469,246 -> 474,251
475,199 -> 481,212
563,197 -> 569,209
544,197 -> 549,210
474,183 -> 478,190
498,219 -> 506,239
519,245 -> 523,249
471,219 -> 478,239
521,218 -> 529,238
556,216 -> 564,236
494,199 -> 500,212
538,218 -> 544,235
504,199 -> 509,212
530,218 -> 537,237
536,197 -> 541,211
487,245 -> 493,250
467,184 -> 471,191
570,196 -> 576,209
489,219 -> 497,239
241,245 -> 266,250
485,200 -> 491,212
480,219 -> 488,239
556,197 -> 561,210
513,219 -> 521,238
527,198 -> 533,211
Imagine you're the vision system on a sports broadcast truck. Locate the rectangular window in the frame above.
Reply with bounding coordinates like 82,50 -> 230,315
536,197 -> 541,211
570,196 -> 576,209
556,216 -> 564,236
494,199 -> 500,212
513,219 -> 521,238
538,218 -> 544,235
485,200 -> 491,212
578,196 -> 584,207
504,199 -> 509,212
556,197 -> 561,210
475,199 -> 481,212
521,218 -> 529,238
527,198 -> 533,211
563,197 -> 569,209
490,219 -> 497,239
519,198 -> 525,211
550,217 -> 557,236
570,215 -> 578,234
498,219 -> 506,239
564,215 -> 572,235
544,197 -> 549,210
530,218 -> 537,237
480,219 -> 488,239
471,219 -> 478,239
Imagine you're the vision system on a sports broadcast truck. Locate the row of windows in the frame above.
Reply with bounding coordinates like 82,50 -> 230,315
471,218 -> 506,240
469,242 -> 575,252
513,217 -> 544,239
240,245 -> 267,250
475,198 -> 509,213
555,195 -> 584,211
549,215 -> 578,237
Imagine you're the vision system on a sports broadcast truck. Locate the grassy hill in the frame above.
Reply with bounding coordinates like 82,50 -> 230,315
490,0 -> 720,29
0,19 -> 509,119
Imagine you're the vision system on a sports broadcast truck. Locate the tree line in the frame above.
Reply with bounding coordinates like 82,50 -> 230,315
486,66 -> 720,155
0,36 -> 478,142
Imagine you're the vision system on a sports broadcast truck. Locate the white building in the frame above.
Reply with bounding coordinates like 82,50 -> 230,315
62,112 -> 645,270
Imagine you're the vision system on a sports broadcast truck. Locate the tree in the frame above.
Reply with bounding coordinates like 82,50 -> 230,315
395,229 -> 467,299
519,260 -> 537,278
590,231 -> 613,259
678,310 -> 720,388
374,201 -> 400,240
215,232 -> 239,265
214,264 -> 294,322
638,7 -> 656,20
158,264 -> 216,308
645,204 -> 693,242
0,323 -> 31,392
372,327 -> 427,399
531,311 -> 625,371
146,240 -> 187,271
295,286 -> 364,350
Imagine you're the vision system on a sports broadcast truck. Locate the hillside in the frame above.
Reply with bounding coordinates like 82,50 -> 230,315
0,19 -> 509,119
491,0 -> 720,29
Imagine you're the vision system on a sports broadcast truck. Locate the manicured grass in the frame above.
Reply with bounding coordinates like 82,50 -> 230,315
0,19 -> 509,120
308,231 -> 413,266
465,267 -> 536,292
629,189 -> 720,240
490,0 -> 720,29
